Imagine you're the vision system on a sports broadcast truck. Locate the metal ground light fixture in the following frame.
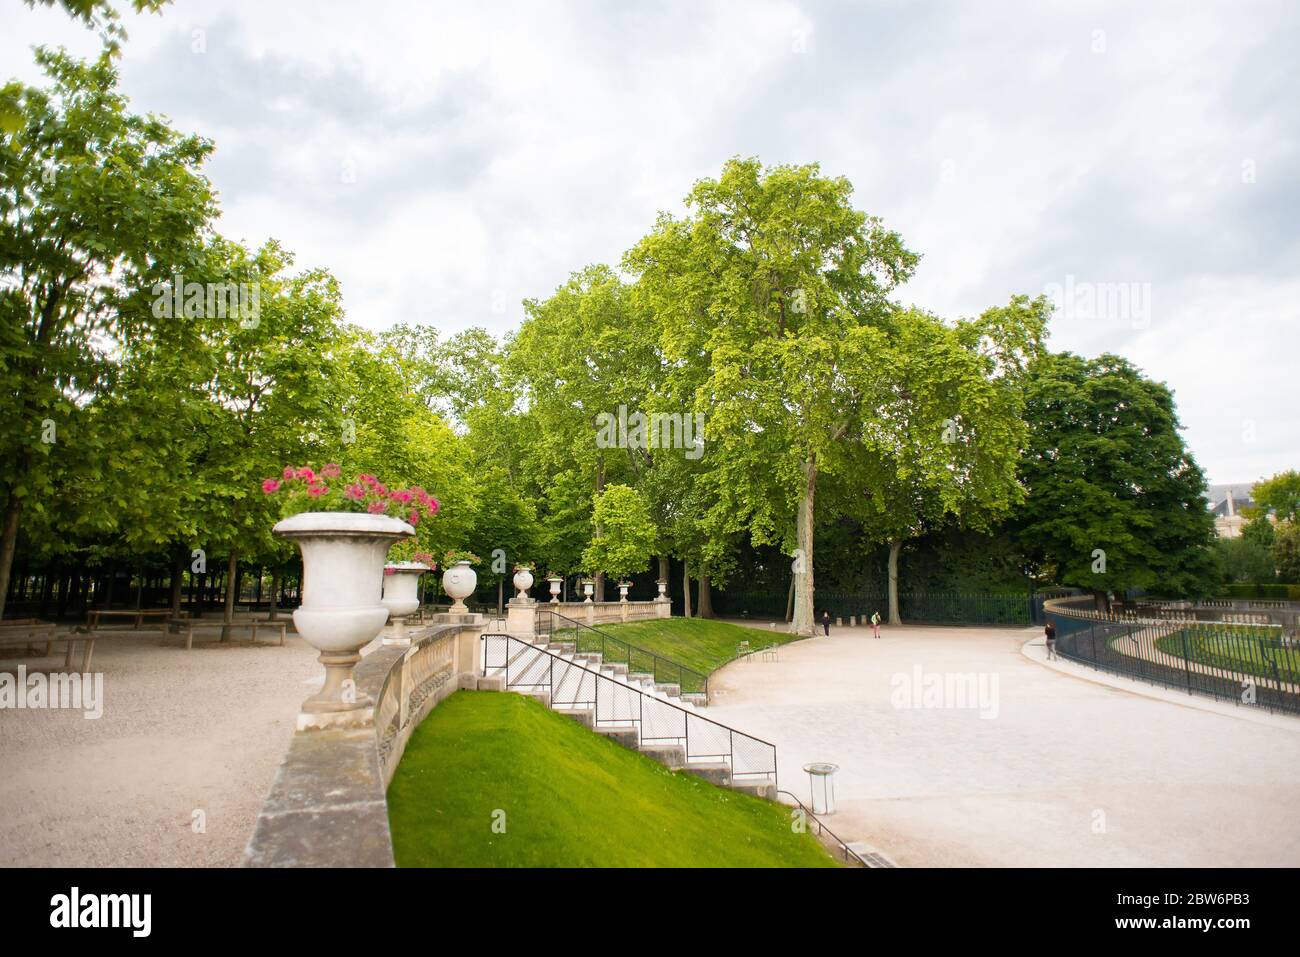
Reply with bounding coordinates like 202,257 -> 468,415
803,762 -> 839,815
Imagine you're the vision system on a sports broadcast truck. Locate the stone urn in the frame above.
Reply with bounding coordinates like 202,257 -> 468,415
618,581 -> 631,602
512,567 -> 534,601
581,579 -> 595,603
381,562 -> 429,621
442,560 -> 477,613
547,576 -> 562,603
656,579 -> 668,598
273,511 -> 414,717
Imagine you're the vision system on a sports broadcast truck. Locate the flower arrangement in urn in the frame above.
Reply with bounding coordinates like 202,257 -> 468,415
262,465 -> 440,724
262,465 -> 440,526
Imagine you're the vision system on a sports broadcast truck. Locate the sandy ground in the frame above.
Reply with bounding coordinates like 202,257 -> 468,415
708,622 -> 1300,867
0,628 -> 320,867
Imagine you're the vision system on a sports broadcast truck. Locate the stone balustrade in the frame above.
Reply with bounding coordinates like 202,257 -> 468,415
243,615 -> 487,867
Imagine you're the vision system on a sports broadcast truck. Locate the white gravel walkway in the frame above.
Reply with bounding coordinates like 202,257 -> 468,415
0,628 -> 320,867
707,622 -> 1300,867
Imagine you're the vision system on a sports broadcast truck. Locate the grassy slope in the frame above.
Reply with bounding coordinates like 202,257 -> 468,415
388,691 -> 835,868
1152,627 -> 1300,683
592,617 -> 801,677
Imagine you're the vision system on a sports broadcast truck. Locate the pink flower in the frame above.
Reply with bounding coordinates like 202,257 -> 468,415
296,467 -> 316,483
391,489 -> 413,503
282,465 -> 295,481
343,484 -> 365,501
383,566 -> 396,576
358,473 -> 377,487
408,510 -> 420,526
367,501 -> 388,515
322,463 -> 341,479
262,479 -> 281,494
427,497 -> 440,515
307,484 -> 328,498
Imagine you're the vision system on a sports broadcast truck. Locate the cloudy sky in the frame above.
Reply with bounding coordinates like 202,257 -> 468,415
4,0 -> 1296,485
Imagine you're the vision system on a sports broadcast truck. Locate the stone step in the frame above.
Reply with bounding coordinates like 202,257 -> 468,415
637,743 -> 686,769
553,707 -> 595,729
729,779 -> 777,801
595,726 -> 640,750
682,763 -> 732,787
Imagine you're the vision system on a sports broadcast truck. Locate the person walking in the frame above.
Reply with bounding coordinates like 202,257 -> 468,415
1044,621 -> 1057,660
870,610 -> 881,639
821,610 -> 831,637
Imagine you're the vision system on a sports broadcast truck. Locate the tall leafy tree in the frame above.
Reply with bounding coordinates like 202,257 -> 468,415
1012,352 -> 1216,605
625,158 -> 916,634
509,264 -> 660,599
1248,471 -> 1300,524
0,48 -> 215,617
843,297 -> 1047,623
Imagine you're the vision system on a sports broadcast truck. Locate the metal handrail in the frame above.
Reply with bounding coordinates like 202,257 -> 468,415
481,631 -> 776,784
776,789 -> 870,867
539,610 -> 711,698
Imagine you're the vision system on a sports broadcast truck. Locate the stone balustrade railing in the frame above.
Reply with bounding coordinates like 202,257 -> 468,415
542,598 -> 669,627
243,616 -> 487,867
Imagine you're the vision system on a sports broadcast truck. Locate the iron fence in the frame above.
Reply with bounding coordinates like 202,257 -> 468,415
1045,598 -> 1300,717
481,632 -> 777,783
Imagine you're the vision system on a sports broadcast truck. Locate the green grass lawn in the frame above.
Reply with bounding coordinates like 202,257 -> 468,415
1153,626 -> 1300,684
388,690 -> 835,868
580,617 -> 803,679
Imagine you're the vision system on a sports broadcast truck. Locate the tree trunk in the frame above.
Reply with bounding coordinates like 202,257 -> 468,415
658,555 -> 669,583
594,571 -> 605,604
697,574 -> 713,619
785,576 -> 795,623
682,560 -> 692,618
269,567 -> 282,620
887,539 -> 903,626
221,551 -> 238,641
1092,590 -> 1111,615
169,546 -> 185,618
791,456 -> 817,636
0,488 -> 23,621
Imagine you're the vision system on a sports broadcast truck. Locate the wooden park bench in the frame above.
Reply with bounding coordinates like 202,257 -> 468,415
86,608 -> 173,632
165,617 -> 288,651
0,619 -> 96,671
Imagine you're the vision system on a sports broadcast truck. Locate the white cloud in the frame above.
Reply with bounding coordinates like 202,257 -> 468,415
3,0 -> 1295,483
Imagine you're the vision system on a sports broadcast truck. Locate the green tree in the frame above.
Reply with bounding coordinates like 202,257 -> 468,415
583,484 -> 656,583
0,48 -> 215,617
1012,352 -> 1216,606
1273,522 -> 1300,583
842,297 -> 1047,623
509,265 -> 660,599
624,158 -> 916,635
1249,471 -> 1300,525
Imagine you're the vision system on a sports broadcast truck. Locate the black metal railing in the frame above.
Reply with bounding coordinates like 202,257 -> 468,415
775,790 -> 870,867
481,632 -> 776,784
536,610 -> 711,697
1045,598 -> 1300,716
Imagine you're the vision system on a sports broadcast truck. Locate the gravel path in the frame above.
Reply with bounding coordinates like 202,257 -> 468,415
0,628 -> 320,867
707,623 -> 1300,867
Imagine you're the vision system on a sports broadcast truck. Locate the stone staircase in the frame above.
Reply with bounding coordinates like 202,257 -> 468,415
478,630 -> 776,800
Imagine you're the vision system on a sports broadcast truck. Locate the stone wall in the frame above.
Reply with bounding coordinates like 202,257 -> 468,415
243,616 -> 486,867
